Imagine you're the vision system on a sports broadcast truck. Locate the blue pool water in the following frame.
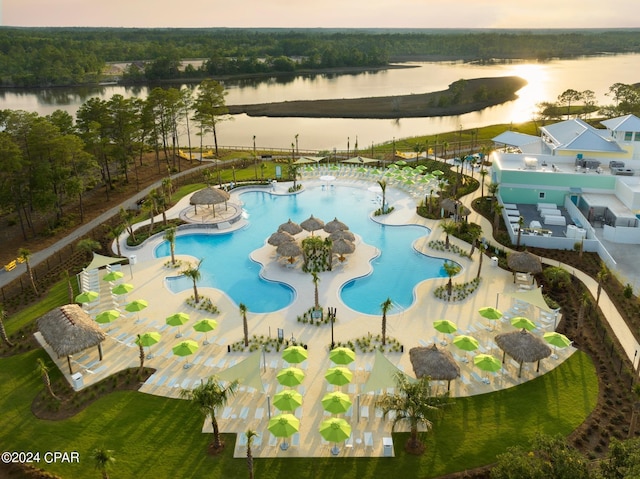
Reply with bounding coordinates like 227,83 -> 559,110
156,184 -> 450,314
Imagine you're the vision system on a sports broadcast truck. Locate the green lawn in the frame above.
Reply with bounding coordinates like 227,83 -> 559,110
0,348 -> 597,479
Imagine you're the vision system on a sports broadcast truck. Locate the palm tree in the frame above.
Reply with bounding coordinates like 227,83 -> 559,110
488,182 -> 499,201
77,238 -> 101,261
162,176 -> 173,203
180,376 -> 239,450
136,334 -> 145,372
119,207 -> 136,243
245,429 -> 258,479
311,272 -> 320,310
380,297 -> 393,346
442,140 -> 449,163
376,373 -> 450,454
468,229 -> 481,257
18,248 -> 38,296
596,264 -> 610,306
479,168 -> 488,197
239,303 -> 249,347
91,448 -> 115,479
181,259 -> 203,304
377,179 -> 387,213
61,270 -> 75,304
476,242 -> 487,279
104,222 -> 125,257
164,227 -> 177,266
493,204 -> 504,232
0,304 -> 14,347
440,220 -> 457,249
577,292 -> 590,336
443,261 -> 461,300
35,358 -> 59,400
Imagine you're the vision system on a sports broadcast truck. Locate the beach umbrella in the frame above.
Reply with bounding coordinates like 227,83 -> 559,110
370,168 -> 383,176
276,241 -> 303,264
325,366 -> 353,386
473,354 -> 502,382
543,332 -> 572,349
75,290 -> 99,304
319,417 -> 352,455
432,170 -> 444,176
510,316 -> 537,331
324,217 -> 349,234
410,344 -> 460,391
507,251 -> 542,275
112,283 -> 134,296
394,160 -> 407,166
300,215 -> 325,235
268,413 -> 300,450
172,339 -> 199,368
95,309 -> 120,324
102,271 -> 124,282
273,389 -> 303,412
282,345 -> 308,365
136,331 -> 161,358
193,318 -> 218,344
453,335 -> 479,361
277,367 -> 305,387
331,238 -> 355,262
278,219 -> 303,235
328,230 -> 356,242
478,306 -> 503,330
124,299 -> 148,321
268,231 -> 296,246
321,391 -> 352,415
329,347 -> 356,365
166,312 -> 190,338
433,319 -> 457,345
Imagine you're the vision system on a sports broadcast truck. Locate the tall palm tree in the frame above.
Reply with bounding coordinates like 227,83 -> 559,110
443,261 -> 461,300
596,264 -> 610,307
376,373 -> 450,454
91,448 -> 115,479
18,248 -> 39,296
442,140 -> 449,163
488,182 -> 499,203
468,229 -> 481,257
380,297 -> 393,346
577,292 -> 591,336
239,303 -> 249,347
311,272 -> 320,310
164,227 -> 177,266
440,220 -> 457,249
479,168 -> 488,197
35,358 -> 59,400
104,222 -> 125,257
245,429 -> 258,479
0,305 -> 14,347
180,376 -> 239,450
493,204 -> 504,232
119,207 -> 136,243
377,179 -> 387,213
181,259 -> 203,304
136,334 -> 145,372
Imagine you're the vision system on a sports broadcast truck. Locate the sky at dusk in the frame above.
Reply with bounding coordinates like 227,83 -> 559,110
2,0 -> 639,29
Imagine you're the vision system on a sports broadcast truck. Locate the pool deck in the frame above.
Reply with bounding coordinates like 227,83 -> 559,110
41,178 -> 575,458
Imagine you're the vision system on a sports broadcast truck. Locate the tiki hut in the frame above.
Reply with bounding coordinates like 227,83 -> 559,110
440,198 -> 470,220
494,329 -> 552,377
276,241 -> 303,263
37,304 -> 107,374
300,215 -> 325,235
268,231 -> 296,247
278,219 -> 303,236
507,251 -> 542,274
189,187 -> 231,217
328,230 -> 356,242
409,345 -> 460,391
331,238 -> 355,262
323,217 -> 349,234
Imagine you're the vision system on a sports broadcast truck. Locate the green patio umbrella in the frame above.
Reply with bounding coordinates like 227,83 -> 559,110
394,160 -> 407,166
166,312 -> 190,338
276,367 -> 305,387
510,316 -> 537,331
325,366 -> 353,387
319,417 -> 352,455
124,299 -> 148,322
473,354 -> 502,382
432,170 -> 444,176
268,413 -> 300,450
136,331 -> 161,358
112,283 -> 134,295
193,318 -> 218,344
543,332 -> 572,349
95,309 -> 120,324
75,290 -> 99,304
329,347 -> 356,365
453,335 -> 479,362
282,345 -> 308,365
102,270 -> 124,282
273,389 -> 303,412
433,319 -> 457,345
479,306 -> 503,330
321,391 -> 352,415
172,340 -> 199,368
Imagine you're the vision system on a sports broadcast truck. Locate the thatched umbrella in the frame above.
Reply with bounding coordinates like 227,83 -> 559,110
441,198 -> 470,218
331,238 -> 355,262
278,219 -> 303,236
277,241 -> 303,263
328,230 -> 356,242
37,304 -> 107,374
494,329 -> 552,377
268,231 -> 296,247
409,345 -> 460,391
189,187 -> 231,217
324,217 -> 349,234
507,251 -> 542,274
300,215 -> 325,235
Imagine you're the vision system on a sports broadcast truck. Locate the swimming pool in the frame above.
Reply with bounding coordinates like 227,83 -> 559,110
156,183 -> 451,314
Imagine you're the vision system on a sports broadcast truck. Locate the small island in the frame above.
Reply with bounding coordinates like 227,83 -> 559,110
227,76 -> 527,119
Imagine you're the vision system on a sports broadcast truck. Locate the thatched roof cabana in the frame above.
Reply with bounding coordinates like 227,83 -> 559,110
331,238 -> 355,262
409,344 -> 460,391
494,329 -> 551,377
268,231 -> 295,246
441,198 -> 470,218
189,187 -> 231,217
278,219 -> 303,235
300,215 -> 325,235
507,251 -> 542,275
276,241 -> 303,263
38,304 -> 106,374
328,230 -> 356,242
324,217 -> 349,234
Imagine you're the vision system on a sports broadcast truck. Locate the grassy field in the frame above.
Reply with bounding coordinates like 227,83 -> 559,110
0,347 -> 597,479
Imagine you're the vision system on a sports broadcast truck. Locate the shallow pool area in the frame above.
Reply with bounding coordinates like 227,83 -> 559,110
156,183 -> 450,314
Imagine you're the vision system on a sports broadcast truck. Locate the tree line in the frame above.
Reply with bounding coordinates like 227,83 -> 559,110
1,27 -> 640,87
538,83 -> 640,120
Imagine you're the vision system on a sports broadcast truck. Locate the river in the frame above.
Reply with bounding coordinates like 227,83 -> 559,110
1,54 -> 638,151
